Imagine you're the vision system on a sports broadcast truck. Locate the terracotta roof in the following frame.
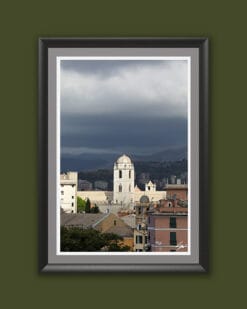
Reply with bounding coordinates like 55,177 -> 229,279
166,184 -> 188,190
153,207 -> 188,215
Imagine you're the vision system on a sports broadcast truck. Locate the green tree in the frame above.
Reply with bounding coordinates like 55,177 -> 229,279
90,204 -> 100,213
85,198 -> 91,213
61,226 -> 131,252
77,196 -> 86,213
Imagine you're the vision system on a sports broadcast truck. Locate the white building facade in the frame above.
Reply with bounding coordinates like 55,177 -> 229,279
60,172 -> 78,213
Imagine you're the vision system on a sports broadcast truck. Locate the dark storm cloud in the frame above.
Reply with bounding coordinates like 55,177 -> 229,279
61,113 -> 187,156
60,59 -> 188,157
61,60 -> 174,79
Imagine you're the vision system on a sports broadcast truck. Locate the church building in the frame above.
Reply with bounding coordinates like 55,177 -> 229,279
64,154 -> 166,213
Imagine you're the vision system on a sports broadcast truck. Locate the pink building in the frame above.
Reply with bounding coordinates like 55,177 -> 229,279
165,184 -> 188,207
148,185 -> 188,252
148,209 -> 188,252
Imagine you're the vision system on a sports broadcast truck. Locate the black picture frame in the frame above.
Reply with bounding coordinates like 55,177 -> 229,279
38,37 -> 208,272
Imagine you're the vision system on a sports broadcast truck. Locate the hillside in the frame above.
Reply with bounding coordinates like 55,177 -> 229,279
77,159 -> 187,191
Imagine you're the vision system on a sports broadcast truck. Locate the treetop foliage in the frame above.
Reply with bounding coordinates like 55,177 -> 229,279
61,226 -> 131,252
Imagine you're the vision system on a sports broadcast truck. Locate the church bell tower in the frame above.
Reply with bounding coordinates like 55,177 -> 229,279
113,154 -> 135,207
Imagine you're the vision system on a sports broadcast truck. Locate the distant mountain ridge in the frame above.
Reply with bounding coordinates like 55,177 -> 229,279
132,146 -> 187,162
61,146 -> 187,172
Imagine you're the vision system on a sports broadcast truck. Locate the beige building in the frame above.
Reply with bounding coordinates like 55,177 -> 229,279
133,195 -> 151,251
60,172 -> 78,213
134,181 -> 166,204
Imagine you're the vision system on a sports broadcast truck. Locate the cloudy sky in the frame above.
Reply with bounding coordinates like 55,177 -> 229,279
60,59 -> 188,158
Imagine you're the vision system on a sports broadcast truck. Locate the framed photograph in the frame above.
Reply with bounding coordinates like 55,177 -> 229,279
39,37 -> 208,272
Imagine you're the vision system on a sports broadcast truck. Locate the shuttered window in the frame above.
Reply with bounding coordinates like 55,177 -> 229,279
170,217 -> 177,228
136,235 -> 143,244
170,232 -> 177,245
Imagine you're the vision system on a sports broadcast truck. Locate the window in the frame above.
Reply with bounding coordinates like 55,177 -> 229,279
137,207 -> 141,215
119,184 -> 122,192
71,202 -> 74,206
72,196 -> 74,199
145,236 -> 148,244
119,170 -> 122,178
170,232 -> 177,246
170,217 -> 177,228
136,235 -> 143,244
129,170 -> 131,178
168,202 -> 172,207
61,191 -> 64,195
114,220 -> 117,226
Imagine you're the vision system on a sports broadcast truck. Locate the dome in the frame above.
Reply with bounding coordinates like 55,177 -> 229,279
116,154 -> 132,164
140,195 -> 150,203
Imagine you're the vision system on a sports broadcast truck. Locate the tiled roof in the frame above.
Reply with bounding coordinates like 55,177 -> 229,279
121,214 -> 136,228
104,225 -> 133,237
61,213 -> 109,228
152,207 -> 188,215
166,184 -> 188,189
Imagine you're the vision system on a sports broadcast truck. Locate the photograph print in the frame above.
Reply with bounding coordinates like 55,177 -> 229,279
59,57 -> 189,254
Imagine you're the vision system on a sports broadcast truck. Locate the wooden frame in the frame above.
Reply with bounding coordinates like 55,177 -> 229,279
38,37 -> 208,272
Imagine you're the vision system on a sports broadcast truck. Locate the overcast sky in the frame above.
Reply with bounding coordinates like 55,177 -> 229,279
60,59 -> 188,157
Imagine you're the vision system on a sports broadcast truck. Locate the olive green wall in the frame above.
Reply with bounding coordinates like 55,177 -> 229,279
1,0 -> 246,308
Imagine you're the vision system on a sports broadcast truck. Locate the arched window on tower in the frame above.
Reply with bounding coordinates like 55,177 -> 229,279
129,170 -> 131,178
119,184 -> 122,192
119,170 -> 122,178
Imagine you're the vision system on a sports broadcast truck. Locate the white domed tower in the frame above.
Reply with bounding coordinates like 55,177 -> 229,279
113,154 -> 135,207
